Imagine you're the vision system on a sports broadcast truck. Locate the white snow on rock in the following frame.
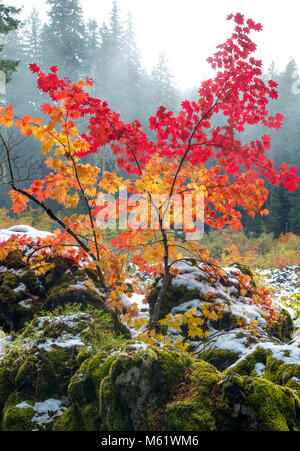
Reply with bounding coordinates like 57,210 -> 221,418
69,279 -> 105,298
259,267 -> 299,301
13,283 -> 26,293
152,261 -> 300,367
16,399 -> 66,429
255,362 -> 266,376
27,313 -> 90,351
18,299 -> 33,309
0,313 -> 92,358
259,266 -> 300,326
0,225 -> 52,243
168,261 -> 268,329
226,334 -> 300,369
36,335 -> 84,351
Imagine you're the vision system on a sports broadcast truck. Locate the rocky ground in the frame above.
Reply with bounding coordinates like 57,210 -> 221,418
0,227 -> 299,431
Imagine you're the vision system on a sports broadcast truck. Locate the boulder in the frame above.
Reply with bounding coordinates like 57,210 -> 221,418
56,345 -> 300,431
0,306 -> 123,431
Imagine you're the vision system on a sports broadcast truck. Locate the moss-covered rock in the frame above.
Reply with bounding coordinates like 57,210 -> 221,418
0,306 -> 124,431
199,348 -> 239,371
268,309 -> 294,342
43,282 -> 103,311
68,352 -> 115,406
148,275 -> 200,322
99,344 -> 192,431
225,346 -> 300,398
0,254 -> 109,333
224,347 -> 267,377
2,337 -> 299,431
0,269 -> 36,332
0,250 -> 26,270
43,257 -> 78,290
2,401 -> 35,431
160,360 -> 220,431
160,358 -> 300,431
214,374 -> 300,431
264,353 -> 300,397
52,404 -> 84,431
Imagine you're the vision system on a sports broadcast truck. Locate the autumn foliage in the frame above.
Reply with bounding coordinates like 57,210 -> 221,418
0,13 -> 299,334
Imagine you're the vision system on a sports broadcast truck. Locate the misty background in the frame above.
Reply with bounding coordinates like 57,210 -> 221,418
0,0 -> 299,237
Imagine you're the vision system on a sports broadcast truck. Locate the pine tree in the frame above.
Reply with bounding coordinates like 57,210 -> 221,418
120,12 -> 147,122
150,51 -> 179,112
41,0 -> 87,79
0,3 -> 20,83
97,0 -> 124,104
84,19 -> 101,82
23,8 -> 43,63
1,8 -> 45,115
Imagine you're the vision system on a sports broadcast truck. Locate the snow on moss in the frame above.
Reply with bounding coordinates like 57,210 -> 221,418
16,399 -> 66,429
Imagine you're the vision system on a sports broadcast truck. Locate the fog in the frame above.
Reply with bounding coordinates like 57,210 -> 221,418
5,0 -> 300,89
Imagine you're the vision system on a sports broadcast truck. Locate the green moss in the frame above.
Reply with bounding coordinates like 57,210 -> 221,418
43,257 -> 75,290
160,360 -> 220,431
264,352 -> 300,395
80,403 -> 102,431
76,347 -> 93,366
68,353 -> 114,405
0,270 -> 36,332
199,348 -> 239,371
52,405 -> 84,431
14,349 -> 78,400
248,380 -> 300,431
268,309 -> 294,342
159,351 -> 192,389
0,250 -> 26,270
99,346 -> 192,431
1,272 -> 19,289
0,362 -> 15,420
158,354 -> 300,432
0,290 -> 19,332
2,404 -> 34,431
224,347 -> 267,376
54,402 -> 103,431
161,401 -> 211,431
15,354 -> 39,393
215,374 -> 300,431
190,361 -> 220,408
20,271 -> 44,297
43,283 -> 104,312
148,275 -> 201,322
286,379 -> 300,398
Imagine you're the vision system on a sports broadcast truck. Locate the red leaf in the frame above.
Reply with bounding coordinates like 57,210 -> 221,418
29,63 -> 40,74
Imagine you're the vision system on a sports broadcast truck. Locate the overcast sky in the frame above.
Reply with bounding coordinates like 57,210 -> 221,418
4,0 -> 300,90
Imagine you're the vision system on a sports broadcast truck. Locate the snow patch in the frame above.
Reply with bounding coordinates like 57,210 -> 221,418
16,399 -> 66,429
0,225 -> 52,243
13,283 -> 26,293
255,362 -> 266,376
18,299 -> 33,309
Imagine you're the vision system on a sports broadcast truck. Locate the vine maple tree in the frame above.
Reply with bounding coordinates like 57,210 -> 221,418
0,13 -> 298,335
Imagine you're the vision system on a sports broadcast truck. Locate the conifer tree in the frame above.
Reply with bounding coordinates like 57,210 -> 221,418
85,19 -> 101,83
0,3 -> 20,83
23,8 -> 43,63
41,0 -> 87,79
150,51 -> 179,112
